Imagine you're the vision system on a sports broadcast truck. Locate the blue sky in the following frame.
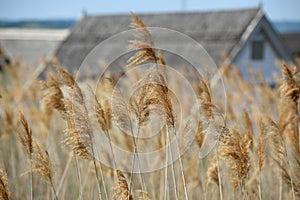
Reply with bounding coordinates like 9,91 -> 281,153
1,0 -> 300,21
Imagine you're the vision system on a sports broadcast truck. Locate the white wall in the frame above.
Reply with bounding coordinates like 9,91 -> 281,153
233,31 -> 282,84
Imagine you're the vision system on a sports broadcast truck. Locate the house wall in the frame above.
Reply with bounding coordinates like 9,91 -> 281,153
233,31 -> 282,83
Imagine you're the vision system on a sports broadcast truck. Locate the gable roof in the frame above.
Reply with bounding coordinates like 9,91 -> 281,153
231,13 -> 294,63
55,8 -> 261,72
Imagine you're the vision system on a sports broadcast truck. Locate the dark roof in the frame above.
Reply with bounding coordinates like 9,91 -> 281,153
56,8 -> 260,72
280,33 -> 300,54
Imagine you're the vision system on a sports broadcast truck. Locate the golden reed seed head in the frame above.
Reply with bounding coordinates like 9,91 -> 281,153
113,170 -> 133,200
31,142 -> 54,181
0,168 -> 9,200
18,112 -> 33,155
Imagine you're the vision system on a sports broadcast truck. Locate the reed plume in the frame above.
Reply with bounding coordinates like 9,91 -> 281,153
219,127 -> 251,199
194,79 -> 226,200
279,64 -> 300,103
113,170 -> 132,200
0,168 -> 9,200
127,12 -> 156,67
207,161 -> 219,186
87,86 -> 117,169
18,113 -> 57,199
42,73 -> 66,118
56,66 -> 108,200
43,68 -> 87,199
18,112 -> 33,200
265,117 -> 297,199
278,64 -> 299,143
32,141 -> 58,200
277,64 -> 300,199
18,112 -> 33,156
130,69 -> 174,128
31,142 -> 54,184
55,65 -> 92,158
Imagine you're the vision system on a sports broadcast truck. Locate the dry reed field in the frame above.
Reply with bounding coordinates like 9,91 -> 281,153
0,13 -> 300,200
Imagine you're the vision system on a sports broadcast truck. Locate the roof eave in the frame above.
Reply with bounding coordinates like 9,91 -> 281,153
258,16 -> 295,62
228,8 -> 264,62
229,8 -> 294,64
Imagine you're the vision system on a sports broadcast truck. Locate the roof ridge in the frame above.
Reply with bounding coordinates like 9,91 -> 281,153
82,7 -> 260,18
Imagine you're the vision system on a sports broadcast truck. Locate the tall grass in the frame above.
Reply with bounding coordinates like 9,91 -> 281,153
0,13 -> 299,200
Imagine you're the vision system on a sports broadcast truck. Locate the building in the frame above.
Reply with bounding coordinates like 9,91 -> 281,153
0,8 -> 292,82
55,7 -> 293,82
0,28 -> 69,67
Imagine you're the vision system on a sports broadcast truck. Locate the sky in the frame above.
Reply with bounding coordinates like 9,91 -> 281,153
0,0 -> 300,21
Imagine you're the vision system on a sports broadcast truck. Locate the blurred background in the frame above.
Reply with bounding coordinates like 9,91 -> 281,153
0,0 -> 300,81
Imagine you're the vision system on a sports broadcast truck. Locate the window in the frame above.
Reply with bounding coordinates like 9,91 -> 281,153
251,41 -> 264,60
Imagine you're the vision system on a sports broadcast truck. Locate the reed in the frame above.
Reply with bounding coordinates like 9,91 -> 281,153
0,11 -> 299,200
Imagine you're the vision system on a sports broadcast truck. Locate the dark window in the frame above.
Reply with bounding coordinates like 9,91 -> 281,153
251,41 -> 264,60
